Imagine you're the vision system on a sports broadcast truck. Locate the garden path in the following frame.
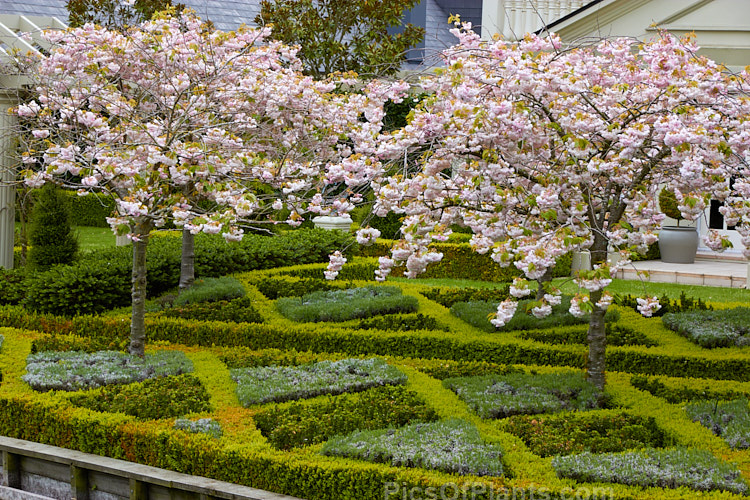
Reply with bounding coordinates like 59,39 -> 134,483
616,257 -> 749,288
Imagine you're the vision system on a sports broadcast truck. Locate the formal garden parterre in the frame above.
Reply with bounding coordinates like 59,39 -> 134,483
0,231 -> 750,500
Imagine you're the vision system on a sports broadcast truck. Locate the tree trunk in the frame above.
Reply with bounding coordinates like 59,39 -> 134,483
586,237 -> 609,391
535,268 -> 553,300
179,228 -> 195,292
129,220 -> 151,357
586,289 -> 606,391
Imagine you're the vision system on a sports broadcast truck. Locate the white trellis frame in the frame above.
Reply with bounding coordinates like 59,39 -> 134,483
0,14 -> 66,269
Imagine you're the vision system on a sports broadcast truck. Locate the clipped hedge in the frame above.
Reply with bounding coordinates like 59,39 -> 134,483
359,240 -> 572,282
67,374 -> 212,420
503,411 -> 668,457
21,229 -> 354,316
17,190 -> 116,227
4,303 -> 750,383
253,385 -> 438,450
65,191 -> 116,227
2,325 -> 750,499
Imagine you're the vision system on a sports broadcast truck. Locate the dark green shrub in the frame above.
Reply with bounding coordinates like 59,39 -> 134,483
616,291 -> 712,318
276,286 -> 418,323
0,268 -> 27,305
444,372 -> 606,419
62,190 -> 116,227
355,313 -> 449,332
174,276 -> 245,306
20,228 -> 353,315
28,184 -> 78,270
157,296 -> 262,324
68,374 -> 211,420
217,347 -> 323,369
450,296 -> 619,333
255,276 -> 347,300
253,385 -> 438,450
504,412 -> 668,457
24,261 -> 131,316
662,307 -> 750,348
630,375 -> 749,404
405,359 -> 523,380
421,286 -> 510,308
520,324 -> 657,347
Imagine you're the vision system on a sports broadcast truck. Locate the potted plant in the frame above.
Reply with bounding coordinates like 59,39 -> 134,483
658,187 -> 699,263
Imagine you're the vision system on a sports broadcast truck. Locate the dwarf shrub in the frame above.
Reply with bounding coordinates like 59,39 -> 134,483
685,398 -> 750,450
504,412 -> 668,457
232,358 -> 406,406
23,350 -> 192,391
254,385 -> 438,450
552,448 -> 748,495
276,286 -> 418,323
174,418 -> 223,439
173,276 -> 246,306
444,372 -> 605,419
450,296 -> 618,333
68,374 -> 211,420
321,419 -> 505,477
663,308 -> 750,348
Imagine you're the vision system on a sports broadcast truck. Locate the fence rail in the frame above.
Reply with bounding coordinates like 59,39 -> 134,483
0,436 -> 302,500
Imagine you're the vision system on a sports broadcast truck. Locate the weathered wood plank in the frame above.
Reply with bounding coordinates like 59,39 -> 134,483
0,437 -> 303,500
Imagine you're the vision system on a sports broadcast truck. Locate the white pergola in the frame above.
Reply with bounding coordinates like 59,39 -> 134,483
0,14 -> 66,269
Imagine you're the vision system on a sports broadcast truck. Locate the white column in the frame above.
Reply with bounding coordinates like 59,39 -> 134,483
481,0 -> 505,40
0,91 -> 17,269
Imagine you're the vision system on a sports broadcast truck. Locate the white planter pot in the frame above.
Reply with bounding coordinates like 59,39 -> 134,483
658,226 -> 699,264
311,216 -> 352,232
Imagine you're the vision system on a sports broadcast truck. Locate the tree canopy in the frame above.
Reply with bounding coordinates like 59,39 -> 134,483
256,0 -> 425,78
361,24 -> 750,388
15,11 -> 390,355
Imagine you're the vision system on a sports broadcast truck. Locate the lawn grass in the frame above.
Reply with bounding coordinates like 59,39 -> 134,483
16,223 -> 115,253
74,226 -> 116,252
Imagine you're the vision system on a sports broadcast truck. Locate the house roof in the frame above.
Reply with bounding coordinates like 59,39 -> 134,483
0,0 -> 261,32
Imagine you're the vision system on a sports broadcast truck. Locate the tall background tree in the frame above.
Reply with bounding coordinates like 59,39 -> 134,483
256,0 -> 425,78
16,11 -> 386,356
67,0 -> 184,29
27,184 -> 78,270
364,25 -> 750,389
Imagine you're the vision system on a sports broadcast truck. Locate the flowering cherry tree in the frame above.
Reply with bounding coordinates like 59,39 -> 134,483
366,24 -> 750,389
15,11 -> 388,356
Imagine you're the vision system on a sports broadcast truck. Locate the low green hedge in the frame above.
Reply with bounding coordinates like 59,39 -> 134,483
359,240 -> 572,282
155,297 -> 263,324
4,301 -> 750,382
630,374 -> 750,404
253,385 -> 438,450
1,326 -> 749,499
503,411 -> 668,457
67,374 -> 212,420
16,229 -> 354,316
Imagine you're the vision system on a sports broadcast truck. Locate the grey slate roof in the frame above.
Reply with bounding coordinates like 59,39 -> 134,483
0,0 -> 260,31
0,0 -> 483,67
